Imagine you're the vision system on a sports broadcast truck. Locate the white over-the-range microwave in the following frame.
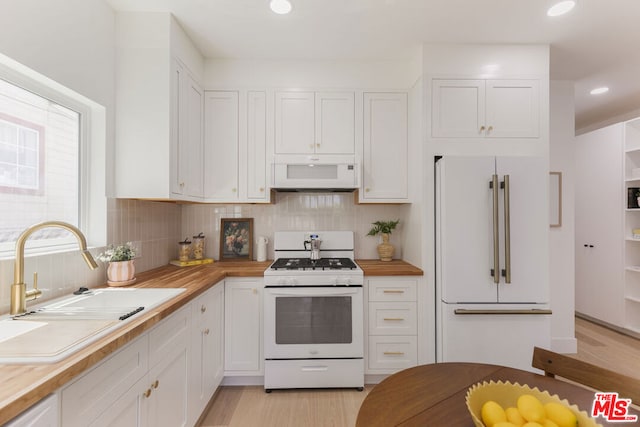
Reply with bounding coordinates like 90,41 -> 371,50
271,155 -> 359,190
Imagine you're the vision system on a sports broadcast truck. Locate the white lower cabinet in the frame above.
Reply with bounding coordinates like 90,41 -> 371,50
57,284 -> 226,427
224,278 -> 263,376
189,284 -> 224,424
365,277 -> 418,375
5,394 -> 59,427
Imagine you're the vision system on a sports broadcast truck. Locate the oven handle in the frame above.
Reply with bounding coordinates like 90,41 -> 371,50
266,288 -> 361,296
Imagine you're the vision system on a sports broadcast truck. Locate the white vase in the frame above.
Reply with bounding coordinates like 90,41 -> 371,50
107,260 -> 135,283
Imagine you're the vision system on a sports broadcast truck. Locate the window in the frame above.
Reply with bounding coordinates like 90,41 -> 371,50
0,114 -> 44,193
0,75 -> 82,254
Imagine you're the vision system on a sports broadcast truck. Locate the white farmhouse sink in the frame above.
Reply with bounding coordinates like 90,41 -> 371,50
0,288 -> 186,364
0,320 -> 47,344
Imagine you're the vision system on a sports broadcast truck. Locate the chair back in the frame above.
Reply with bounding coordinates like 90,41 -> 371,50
532,346 -> 640,406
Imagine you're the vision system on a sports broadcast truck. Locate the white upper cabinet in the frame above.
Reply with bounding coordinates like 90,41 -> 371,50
361,92 -> 409,202
246,91 -> 269,201
204,91 -> 239,201
171,60 -> 204,199
203,90 -> 271,203
275,91 -> 354,155
432,79 -> 539,139
113,13 -> 204,201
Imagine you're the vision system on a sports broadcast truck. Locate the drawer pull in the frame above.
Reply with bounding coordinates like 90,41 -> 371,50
143,389 -> 152,398
201,305 -> 207,313
383,351 -> 405,356
204,328 -> 210,335
152,380 -> 159,389
383,317 -> 405,321
383,290 -> 404,294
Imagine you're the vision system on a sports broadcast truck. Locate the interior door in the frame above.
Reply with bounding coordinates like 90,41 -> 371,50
437,156 -> 498,303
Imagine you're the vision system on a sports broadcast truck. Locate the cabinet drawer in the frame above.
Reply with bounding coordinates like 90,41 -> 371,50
61,336 -> 148,427
368,336 -> 417,371
368,302 -> 417,335
149,305 -> 190,367
368,279 -> 417,302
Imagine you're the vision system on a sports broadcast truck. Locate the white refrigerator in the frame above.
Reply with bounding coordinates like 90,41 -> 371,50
435,156 -> 551,371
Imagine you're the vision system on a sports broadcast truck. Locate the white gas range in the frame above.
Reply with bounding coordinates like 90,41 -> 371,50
263,231 -> 364,392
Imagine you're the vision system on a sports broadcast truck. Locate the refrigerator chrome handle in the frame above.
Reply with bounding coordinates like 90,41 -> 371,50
503,175 -> 512,284
491,174 -> 500,284
454,309 -> 552,315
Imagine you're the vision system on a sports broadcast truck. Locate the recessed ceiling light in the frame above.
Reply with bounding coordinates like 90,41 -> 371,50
547,1 -> 576,17
270,0 -> 292,14
590,87 -> 609,95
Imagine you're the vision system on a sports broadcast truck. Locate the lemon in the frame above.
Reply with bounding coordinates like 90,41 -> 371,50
544,402 -> 578,427
494,423 -> 519,427
482,400 -> 507,427
517,394 -> 546,423
522,423 -> 544,427
505,406 -> 526,426
542,420 -> 560,427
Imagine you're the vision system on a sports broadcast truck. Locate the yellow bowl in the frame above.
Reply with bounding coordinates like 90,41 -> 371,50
465,380 -> 602,427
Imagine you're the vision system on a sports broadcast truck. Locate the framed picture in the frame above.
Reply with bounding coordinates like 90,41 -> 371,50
219,218 -> 254,260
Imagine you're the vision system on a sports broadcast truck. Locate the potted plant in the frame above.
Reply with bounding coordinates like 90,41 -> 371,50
367,220 -> 400,261
97,242 -> 137,285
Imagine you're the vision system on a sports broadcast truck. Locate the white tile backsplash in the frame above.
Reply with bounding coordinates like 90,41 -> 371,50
1,194 -> 405,315
182,192 -> 406,261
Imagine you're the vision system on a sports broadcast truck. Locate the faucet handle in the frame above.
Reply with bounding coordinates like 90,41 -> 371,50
25,272 -> 42,301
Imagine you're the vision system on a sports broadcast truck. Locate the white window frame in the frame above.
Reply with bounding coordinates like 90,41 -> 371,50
0,53 -> 106,258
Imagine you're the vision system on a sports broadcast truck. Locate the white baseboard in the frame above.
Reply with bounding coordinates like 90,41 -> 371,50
550,337 -> 578,354
222,375 -> 264,386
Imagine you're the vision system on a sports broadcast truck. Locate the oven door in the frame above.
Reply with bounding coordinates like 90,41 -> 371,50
264,286 -> 363,359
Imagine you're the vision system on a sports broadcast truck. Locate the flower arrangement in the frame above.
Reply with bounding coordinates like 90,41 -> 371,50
367,219 -> 400,236
97,242 -> 137,263
224,223 -> 249,256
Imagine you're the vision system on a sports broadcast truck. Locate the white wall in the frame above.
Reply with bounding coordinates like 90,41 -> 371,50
549,80 -> 577,353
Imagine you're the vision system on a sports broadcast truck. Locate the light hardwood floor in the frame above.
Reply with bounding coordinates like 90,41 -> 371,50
198,317 -> 639,427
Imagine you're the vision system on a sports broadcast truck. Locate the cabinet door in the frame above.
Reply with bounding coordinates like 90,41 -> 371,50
246,91 -> 269,200
362,92 -> 409,201
485,80 -> 539,138
315,92 -> 355,154
204,91 -> 239,200
5,394 -> 59,427
432,79 -> 485,138
182,73 -> 204,197
224,279 -> 263,373
171,60 -> 203,199
189,284 -> 224,422
89,379 -> 147,427
146,345 -> 189,427
274,91 -> 314,154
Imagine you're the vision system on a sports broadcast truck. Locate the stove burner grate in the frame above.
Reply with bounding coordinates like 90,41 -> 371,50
270,257 -> 358,271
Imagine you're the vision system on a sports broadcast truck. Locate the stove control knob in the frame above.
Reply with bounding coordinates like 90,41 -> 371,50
278,278 -> 286,286
344,278 -> 352,286
287,278 -> 298,286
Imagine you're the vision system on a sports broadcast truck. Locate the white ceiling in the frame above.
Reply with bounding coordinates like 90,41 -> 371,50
105,0 -> 640,131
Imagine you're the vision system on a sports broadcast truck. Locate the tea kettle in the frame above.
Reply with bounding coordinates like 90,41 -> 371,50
257,236 -> 269,262
304,234 -> 322,260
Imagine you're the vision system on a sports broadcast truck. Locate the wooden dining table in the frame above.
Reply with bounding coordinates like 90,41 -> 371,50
356,362 -> 640,426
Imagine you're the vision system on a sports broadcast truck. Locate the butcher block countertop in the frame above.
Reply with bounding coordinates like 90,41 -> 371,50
0,258 -> 422,424
356,259 -> 424,276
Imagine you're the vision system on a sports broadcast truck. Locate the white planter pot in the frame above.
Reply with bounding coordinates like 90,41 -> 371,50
107,260 -> 135,283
